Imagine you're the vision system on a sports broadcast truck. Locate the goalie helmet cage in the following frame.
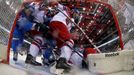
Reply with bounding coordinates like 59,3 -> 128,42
0,0 -> 123,64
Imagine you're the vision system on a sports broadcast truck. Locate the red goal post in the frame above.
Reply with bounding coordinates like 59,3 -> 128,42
0,0 -> 123,64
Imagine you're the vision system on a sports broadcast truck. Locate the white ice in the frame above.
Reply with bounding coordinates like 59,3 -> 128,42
0,51 -> 134,75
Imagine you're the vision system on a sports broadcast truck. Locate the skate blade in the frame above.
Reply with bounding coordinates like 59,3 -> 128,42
24,63 -> 44,71
25,63 -> 32,69
50,63 -> 64,75
24,63 -> 37,69
13,60 -> 18,64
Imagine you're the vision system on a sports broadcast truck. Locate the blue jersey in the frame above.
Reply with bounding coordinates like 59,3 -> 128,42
12,10 -> 34,52
43,39 -> 56,62
13,10 -> 34,39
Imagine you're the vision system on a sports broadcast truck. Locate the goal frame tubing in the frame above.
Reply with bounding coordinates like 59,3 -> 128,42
5,0 -> 41,64
5,0 -> 124,64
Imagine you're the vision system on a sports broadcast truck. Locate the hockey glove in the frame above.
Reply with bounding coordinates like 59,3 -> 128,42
33,23 -> 49,34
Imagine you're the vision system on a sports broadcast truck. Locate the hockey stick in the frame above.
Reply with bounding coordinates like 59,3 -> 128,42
59,38 -> 84,59
58,38 -> 88,68
56,8 -> 101,53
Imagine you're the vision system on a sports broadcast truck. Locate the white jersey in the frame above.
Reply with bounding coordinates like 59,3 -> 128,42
51,4 -> 73,31
31,3 -> 47,24
51,10 -> 73,31
51,11 -> 68,26
34,10 -> 46,24
32,4 -> 40,17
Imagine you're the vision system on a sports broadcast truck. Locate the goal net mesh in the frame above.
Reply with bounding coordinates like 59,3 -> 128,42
0,0 -> 134,63
108,0 -> 134,49
0,0 -> 22,63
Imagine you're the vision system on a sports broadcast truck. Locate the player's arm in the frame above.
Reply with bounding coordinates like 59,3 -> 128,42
32,23 -> 49,33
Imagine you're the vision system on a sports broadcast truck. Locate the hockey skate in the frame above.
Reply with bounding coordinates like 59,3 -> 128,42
25,54 -> 42,66
13,52 -> 18,62
50,57 -> 71,75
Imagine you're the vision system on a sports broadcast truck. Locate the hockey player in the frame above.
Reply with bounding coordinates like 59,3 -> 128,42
25,2 -> 51,66
11,4 -> 35,62
49,0 -> 82,71
42,34 -> 56,66
12,3 -> 48,62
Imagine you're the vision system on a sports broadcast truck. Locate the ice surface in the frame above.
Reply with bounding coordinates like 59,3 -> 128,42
1,51 -> 133,75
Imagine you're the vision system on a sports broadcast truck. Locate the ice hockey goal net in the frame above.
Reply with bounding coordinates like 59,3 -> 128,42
0,0 -> 134,64
0,0 -> 22,63
0,0 -> 42,64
